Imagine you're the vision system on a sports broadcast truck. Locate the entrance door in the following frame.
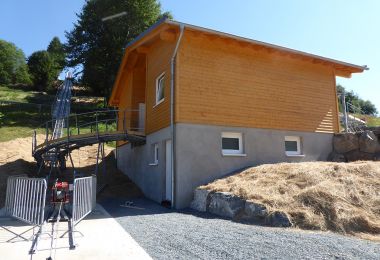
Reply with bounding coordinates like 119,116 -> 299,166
165,140 -> 172,201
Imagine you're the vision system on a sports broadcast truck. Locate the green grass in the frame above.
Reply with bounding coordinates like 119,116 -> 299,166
0,104 -> 48,142
0,84 -> 109,142
0,85 -> 54,103
351,113 -> 380,127
367,116 -> 380,127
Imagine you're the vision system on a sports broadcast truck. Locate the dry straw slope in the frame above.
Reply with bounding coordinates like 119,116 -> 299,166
201,161 -> 380,239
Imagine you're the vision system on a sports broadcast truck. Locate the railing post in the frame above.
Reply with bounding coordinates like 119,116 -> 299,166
96,112 -> 99,140
75,113 -> 78,135
116,110 -> 119,131
32,130 -> 36,155
123,109 -> 126,131
45,122 -> 48,146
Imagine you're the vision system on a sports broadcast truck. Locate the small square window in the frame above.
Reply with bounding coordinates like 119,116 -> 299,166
149,143 -> 159,165
221,132 -> 243,155
155,73 -> 165,105
285,136 -> 302,156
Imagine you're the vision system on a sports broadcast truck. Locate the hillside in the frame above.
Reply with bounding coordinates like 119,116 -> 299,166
0,85 -> 105,142
201,161 -> 380,240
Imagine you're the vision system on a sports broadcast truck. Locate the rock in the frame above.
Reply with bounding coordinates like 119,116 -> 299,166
345,150 -> 374,162
333,133 -> 358,154
265,211 -> 292,227
208,192 -> 245,219
190,188 -> 211,212
359,131 -> 380,154
327,151 -> 346,162
243,201 -> 268,219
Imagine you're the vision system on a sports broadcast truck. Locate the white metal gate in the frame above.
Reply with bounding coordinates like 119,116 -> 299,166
5,176 -> 47,225
72,175 -> 97,223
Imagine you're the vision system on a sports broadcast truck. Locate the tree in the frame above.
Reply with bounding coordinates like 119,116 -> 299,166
47,37 -> 66,73
359,100 -> 377,116
65,0 -> 170,97
0,39 -> 31,85
27,51 -> 56,92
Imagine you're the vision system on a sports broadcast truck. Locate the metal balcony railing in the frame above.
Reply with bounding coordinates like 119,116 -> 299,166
32,108 -> 145,156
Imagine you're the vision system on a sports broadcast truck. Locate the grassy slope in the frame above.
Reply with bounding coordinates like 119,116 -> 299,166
0,85 -> 106,142
367,116 -> 380,127
201,161 -> 380,240
0,85 -> 55,103
0,85 -> 54,142
350,113 -> 380,127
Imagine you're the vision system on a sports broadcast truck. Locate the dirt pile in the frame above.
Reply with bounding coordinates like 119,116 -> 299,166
201,161 -> 380,240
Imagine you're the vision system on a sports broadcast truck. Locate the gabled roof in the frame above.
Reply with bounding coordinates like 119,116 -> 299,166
109,18 -> 368,106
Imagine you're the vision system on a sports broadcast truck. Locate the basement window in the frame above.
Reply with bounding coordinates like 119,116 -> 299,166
221,132 -> 245,156
285,136 -> 302,156
155,72 -> 165,105
149,143 -> 159,166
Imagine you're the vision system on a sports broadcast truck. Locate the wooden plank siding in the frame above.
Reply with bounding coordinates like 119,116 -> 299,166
175,31 -> 339,133
145,39 -> 177,134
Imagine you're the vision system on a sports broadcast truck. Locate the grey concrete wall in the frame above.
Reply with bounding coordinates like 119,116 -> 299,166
174,123 -> 333,209
117,126 -> 171,204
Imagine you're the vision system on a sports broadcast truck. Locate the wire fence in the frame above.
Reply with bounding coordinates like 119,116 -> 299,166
338,92 -> 367,132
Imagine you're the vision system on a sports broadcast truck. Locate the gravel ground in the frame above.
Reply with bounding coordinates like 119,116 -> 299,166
101,198 -> 380,260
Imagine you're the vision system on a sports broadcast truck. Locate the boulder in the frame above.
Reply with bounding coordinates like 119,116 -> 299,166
243,201 -> 268,219
345,150 -> 374,162
359,131 -> 380,153
327,151 -> 346,162
190,188 -> 211,212
333,133 -> 358,153
265,211 -> 292,227
208,192 -> 245,219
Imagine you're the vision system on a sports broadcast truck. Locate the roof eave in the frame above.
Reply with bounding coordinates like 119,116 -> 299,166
166,20 -> 368,73
109,18 -> 171,106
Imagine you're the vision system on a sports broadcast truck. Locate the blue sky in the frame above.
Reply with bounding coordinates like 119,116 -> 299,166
0,0 -> 378,112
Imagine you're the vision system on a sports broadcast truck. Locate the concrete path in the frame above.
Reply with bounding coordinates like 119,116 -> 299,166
102,198 -> 380,260
0,204 -> 152,260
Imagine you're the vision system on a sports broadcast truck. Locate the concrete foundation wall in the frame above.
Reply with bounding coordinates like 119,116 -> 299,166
117,126 -> 171,204
174,123 -> 333,208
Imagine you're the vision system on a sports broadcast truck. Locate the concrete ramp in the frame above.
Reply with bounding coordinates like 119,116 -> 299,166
0,204 -> 152,260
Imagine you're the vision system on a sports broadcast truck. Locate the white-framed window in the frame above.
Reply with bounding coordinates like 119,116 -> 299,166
284,136 -> 302,156
221,132 -> 244,155
155,72 -> 165,105
149,143 -> 159,165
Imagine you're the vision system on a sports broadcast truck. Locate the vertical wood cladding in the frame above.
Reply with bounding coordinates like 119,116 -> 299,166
145,40 -> 176,134
175,31 -> 338,133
